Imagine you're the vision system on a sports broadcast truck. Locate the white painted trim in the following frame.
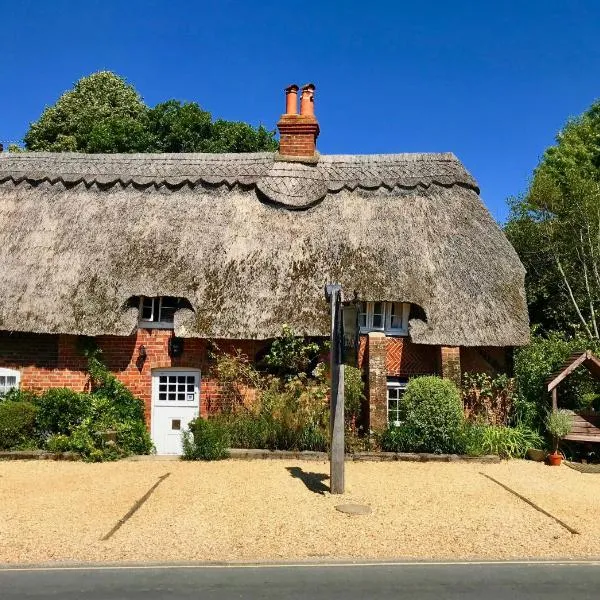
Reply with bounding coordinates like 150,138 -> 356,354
138,321 -> 175,330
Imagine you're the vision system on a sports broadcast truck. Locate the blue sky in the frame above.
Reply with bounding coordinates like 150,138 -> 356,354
2,0 -> 599,222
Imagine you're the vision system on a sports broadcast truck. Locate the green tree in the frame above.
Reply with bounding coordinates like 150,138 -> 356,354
146,101 -> 277,153
23,71 -> 278,154
506,99 -> 600,337
24,71 -> 150,152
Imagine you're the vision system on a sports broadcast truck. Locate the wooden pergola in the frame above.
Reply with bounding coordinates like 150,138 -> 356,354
547,350 -> 600,443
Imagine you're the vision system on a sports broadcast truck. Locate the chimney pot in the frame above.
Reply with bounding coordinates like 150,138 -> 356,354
284,84 -> 299,115
300,83 -> 315,116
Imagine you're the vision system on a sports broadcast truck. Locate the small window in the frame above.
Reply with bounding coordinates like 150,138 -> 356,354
358,302 -> 410,336
387,380 -> 407,426
139,296 -> 183,328
0,368 -> 20,397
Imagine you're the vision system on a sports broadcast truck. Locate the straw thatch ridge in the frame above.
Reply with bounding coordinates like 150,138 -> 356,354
0,151 -> 528,346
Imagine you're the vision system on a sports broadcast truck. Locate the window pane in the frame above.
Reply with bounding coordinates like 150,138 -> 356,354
141,297 -> 154,320
177,393 -> 185,401
177,376 -> 186,384
168,376 -> 176,383
159,306 -> 176,323
159,376 -> 167,383
159,393 -> 166,401
161,296 -> 178,309
187,376 -> 195,383
159,296 -> 178,323
390,302 -> 403,329
372,302 -> 384,329
187,384 -> 195,392
6,376 -> 15,386
358,302 -> 368,328
0,376 -> 5,386
168,393 -> 176,401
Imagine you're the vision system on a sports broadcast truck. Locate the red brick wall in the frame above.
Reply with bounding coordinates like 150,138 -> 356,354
357,335 -> 440,377
461,347 -> 510,375
0,330 -> 266,427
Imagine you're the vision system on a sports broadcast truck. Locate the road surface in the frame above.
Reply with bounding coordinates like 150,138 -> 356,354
1,561 -> 599,599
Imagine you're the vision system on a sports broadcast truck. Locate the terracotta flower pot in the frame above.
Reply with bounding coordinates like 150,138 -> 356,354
547,452 -> 562,466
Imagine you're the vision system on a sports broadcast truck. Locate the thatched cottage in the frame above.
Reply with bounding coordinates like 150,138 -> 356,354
0,84 -> 528,453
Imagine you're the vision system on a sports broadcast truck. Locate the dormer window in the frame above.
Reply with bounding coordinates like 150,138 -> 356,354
358,302 -> 410,336
139,296 -> 182,329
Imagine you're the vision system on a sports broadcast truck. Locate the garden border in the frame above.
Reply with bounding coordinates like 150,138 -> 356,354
0,449 -> 501,463
225,449 -> 501,463
0,450 -> 81,461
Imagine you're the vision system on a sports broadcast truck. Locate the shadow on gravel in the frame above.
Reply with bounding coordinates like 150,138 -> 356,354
286,466 -> 329,495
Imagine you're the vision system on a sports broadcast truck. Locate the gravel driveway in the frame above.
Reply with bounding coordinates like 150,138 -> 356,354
1,459 -> 599,564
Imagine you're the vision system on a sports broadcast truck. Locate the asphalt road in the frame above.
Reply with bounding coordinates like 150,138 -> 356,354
1,561 -> 600,599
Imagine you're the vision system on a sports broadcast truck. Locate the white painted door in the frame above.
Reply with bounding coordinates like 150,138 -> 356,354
152,370 -> 200,455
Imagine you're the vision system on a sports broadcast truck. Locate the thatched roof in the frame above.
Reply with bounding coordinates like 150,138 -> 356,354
0,151 -> 528,345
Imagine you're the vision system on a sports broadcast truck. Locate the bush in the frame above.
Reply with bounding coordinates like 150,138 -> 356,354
0,401 -> 38,450
546,409 -> 573,452
344,365 -> 365,424
261,325 -> 323,379
36,388 -> 90,435
45,434 -> 71,453
462,372 -> 515,426
1,388 -> 40,405
513,331 -> 600,429
183,417 -> 230,460
208,346 -> 263,413
382,376 -> 464,454
462,423 -> 545,458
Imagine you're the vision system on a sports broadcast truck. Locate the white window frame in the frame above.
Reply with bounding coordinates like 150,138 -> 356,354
139,296 -> 177,329
387,380 -> 407,427
358,301 -> 410,336
0,367 -> 20,397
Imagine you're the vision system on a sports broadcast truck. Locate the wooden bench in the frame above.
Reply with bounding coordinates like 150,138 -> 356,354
564,411 -> 600,443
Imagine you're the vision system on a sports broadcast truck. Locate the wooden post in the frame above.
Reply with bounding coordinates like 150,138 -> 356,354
552,387 -> 558,412
326,284 -> 345,495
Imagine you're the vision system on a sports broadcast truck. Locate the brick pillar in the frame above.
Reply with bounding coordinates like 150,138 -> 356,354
440,346 -> 461,386
367,332 -> 388,431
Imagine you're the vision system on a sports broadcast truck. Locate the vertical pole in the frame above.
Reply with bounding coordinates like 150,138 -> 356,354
328,286 -> 345,495
552,388 -> 558,412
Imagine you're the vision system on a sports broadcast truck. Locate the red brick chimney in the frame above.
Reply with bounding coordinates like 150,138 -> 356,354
277,83 -> 320,159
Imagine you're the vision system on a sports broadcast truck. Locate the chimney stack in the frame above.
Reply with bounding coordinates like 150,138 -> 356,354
277,83 -> 320,160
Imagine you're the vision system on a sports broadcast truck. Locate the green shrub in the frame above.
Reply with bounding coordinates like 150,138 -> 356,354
45,433 -> 71,453
183,417 -> 230,460
0,401 -> 39,450
462,423 -> 545,458
1,388 -> 40,404
513,331 -> 600,429
261,325 -> 323,379
88,356 -> 146,422
36,388 -> 90,435
545,409 -> 573,452
344,365 -> 365,423
462,372 -> 515,426
379,422 -> 421,453
384,376 -> 465,454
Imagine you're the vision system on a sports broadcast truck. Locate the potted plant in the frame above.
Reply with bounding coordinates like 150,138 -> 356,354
545,410 -> 573,466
